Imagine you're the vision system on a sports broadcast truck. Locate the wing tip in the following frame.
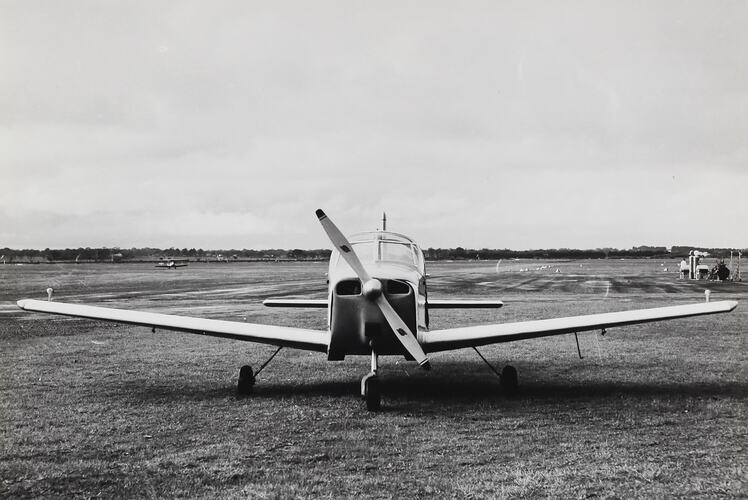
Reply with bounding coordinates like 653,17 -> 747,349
710,299 -> 739,312
315,209 -> 326,220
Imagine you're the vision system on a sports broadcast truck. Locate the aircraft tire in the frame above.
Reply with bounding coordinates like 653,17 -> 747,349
364,376 -> 381,411
500,365 -> 518,392
237,365 -> 255,395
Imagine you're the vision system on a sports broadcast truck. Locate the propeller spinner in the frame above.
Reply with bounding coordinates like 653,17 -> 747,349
316,209 -> 431,369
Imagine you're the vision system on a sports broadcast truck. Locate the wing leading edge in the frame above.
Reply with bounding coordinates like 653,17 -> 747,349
16,299 -> 330,352
421,300 -> 738,352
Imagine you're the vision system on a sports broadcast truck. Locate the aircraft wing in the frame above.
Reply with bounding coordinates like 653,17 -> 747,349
263,298 -> 328,308
421,300 -> 738,352
428,299 -> 503,309
16,299 -> 330,352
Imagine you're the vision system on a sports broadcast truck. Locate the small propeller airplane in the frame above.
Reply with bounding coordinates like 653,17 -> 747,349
155,258 -> 188,269
17,210 -> 738,410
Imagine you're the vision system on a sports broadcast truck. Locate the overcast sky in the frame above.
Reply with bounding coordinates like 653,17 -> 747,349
1,1 -> 746,250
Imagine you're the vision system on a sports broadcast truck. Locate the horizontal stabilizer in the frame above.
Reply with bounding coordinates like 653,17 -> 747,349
422,300 -> 738,352
428,299 -> 503,309
16,299 -> 330,352
263,298 -> 328,308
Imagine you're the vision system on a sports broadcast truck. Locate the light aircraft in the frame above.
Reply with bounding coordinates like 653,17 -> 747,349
155,258 -> 189,269
17,210 -> 738,410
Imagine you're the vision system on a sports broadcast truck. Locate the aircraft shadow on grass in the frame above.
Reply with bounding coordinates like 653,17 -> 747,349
100,374 -> 747,410
249,379 -> 747,401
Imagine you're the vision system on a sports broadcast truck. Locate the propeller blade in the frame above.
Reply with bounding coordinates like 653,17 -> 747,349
375,295 -> 431,369
316,209 -> 430,369
316,209 -> 371,282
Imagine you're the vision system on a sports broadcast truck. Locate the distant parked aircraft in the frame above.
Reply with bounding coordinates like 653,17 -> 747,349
155,258 -> 188,269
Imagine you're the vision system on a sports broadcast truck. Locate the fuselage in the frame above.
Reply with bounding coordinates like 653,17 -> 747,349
326,230 -> 427,360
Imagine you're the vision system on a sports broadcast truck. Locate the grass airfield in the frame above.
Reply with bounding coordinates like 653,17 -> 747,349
1,260 -> 746,498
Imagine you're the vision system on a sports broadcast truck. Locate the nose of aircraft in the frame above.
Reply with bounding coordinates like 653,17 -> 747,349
362,278 -> 383,300
317,208 -> 430,369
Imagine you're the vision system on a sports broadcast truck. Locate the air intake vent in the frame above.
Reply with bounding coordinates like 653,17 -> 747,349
335,279 -> 361,296
386,280 -> 410,295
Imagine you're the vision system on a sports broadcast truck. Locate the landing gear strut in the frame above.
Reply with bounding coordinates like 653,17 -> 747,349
473,347 -> 519,393
361,350 -> 381,411
236,346 -> 283,396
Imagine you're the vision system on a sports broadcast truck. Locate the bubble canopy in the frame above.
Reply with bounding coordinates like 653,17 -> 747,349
330,231 -> 425,273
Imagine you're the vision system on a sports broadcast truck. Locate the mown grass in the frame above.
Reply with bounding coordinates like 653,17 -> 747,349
1,261 -> 746,498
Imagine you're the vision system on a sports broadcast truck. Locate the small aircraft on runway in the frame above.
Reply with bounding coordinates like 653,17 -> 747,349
155,258 -> 188,269
17,210 -> 738,410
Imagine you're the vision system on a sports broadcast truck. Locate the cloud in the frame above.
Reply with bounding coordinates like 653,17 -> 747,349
2,1 -> 746,249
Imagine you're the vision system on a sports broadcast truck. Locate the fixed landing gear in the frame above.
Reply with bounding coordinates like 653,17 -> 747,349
361,351 -> 381,411
363,374 -> 381,411
500,365 -> 518,392
473,347 -> 519,393
237,365 -> 255,395
236,347 -> 283,396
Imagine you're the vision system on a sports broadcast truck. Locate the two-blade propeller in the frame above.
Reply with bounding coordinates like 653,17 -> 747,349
316,209 -> 431,370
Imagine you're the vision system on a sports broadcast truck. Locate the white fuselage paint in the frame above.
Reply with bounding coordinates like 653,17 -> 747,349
325,231 -> 427,359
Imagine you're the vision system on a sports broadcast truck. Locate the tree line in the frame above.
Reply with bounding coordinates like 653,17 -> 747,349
1,245 -> 744,263
424,246 -> 743,260
0,247 -> 332,263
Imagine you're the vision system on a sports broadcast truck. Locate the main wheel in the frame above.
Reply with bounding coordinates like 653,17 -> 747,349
364,376 -> 381,411
237,365 -> 255,395
500,365 -> 518,392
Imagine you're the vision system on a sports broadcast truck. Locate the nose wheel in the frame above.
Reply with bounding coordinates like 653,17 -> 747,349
362,373 -> 381,411
361,350 -> 381,411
